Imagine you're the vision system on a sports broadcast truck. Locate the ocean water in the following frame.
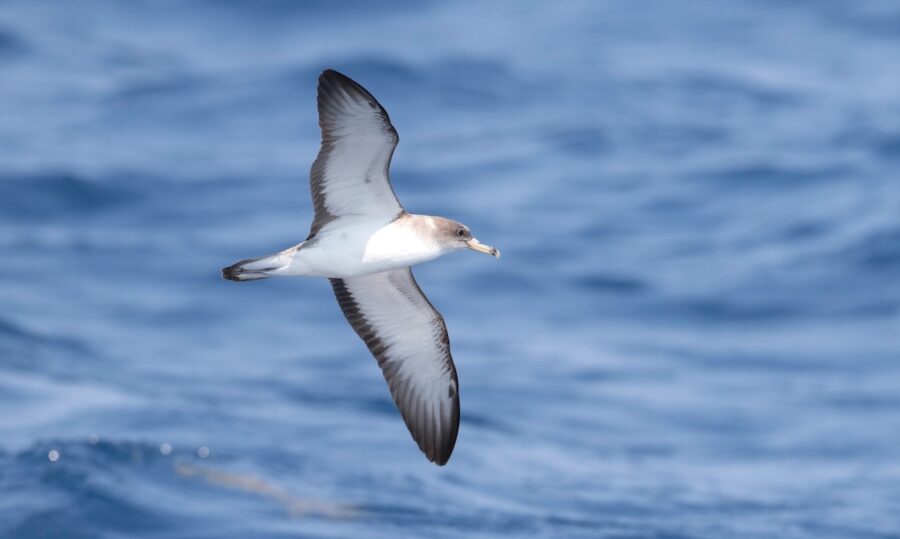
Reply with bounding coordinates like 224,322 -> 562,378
2,1 -> 900,537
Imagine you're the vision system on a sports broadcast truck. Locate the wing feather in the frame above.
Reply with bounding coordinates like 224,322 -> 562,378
309,70 -> 403,236
330,268 -> 460,465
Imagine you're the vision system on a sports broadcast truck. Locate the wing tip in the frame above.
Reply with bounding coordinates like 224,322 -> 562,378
395,384 -> 459,466
317,68 -> 369,101
426,445 -> 454,466
316,68 -> 395,132
319,68 -> 347,85
424,400 -> 460,466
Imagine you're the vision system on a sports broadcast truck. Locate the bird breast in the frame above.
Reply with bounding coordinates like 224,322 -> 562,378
361,218 -> 443,269
292,218 -> 444,278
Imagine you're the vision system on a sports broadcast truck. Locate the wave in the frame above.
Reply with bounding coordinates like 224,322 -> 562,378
0,172 -> 141,220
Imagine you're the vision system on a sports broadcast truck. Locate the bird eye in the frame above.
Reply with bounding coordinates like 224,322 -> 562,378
456,228 -> 468,238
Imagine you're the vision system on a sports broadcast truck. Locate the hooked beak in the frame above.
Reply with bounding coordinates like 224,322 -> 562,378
466,238 -> 501,258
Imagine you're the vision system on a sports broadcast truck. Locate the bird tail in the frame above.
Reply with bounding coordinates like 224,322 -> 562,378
222,250 -> 293,282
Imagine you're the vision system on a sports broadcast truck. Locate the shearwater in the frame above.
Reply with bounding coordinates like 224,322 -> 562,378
223,69 -> 500,465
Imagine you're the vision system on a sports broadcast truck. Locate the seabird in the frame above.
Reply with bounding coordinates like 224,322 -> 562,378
223,69 -> 500,465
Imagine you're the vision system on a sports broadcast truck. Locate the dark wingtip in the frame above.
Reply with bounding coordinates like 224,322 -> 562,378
320,68 -> 350,84
320,68 -> 339,77
318,69 -> 353,93
426,405 -> 459,466
318,69 -> 387,110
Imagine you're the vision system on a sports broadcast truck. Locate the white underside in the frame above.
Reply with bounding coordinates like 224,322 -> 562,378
268,216 -> 448,278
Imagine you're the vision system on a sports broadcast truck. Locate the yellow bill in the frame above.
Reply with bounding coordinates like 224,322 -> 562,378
466,238 -> 501,258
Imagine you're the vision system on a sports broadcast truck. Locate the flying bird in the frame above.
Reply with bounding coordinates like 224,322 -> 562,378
222,69 -> 500,465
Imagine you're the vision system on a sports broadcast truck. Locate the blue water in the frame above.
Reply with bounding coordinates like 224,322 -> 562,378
2,1 -> 900,537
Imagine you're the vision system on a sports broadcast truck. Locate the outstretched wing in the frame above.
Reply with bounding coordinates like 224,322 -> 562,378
330,268 -> 460,465
309,69 -> 404,237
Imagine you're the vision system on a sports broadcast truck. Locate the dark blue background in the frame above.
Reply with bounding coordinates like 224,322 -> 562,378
2,1 -> 899,537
